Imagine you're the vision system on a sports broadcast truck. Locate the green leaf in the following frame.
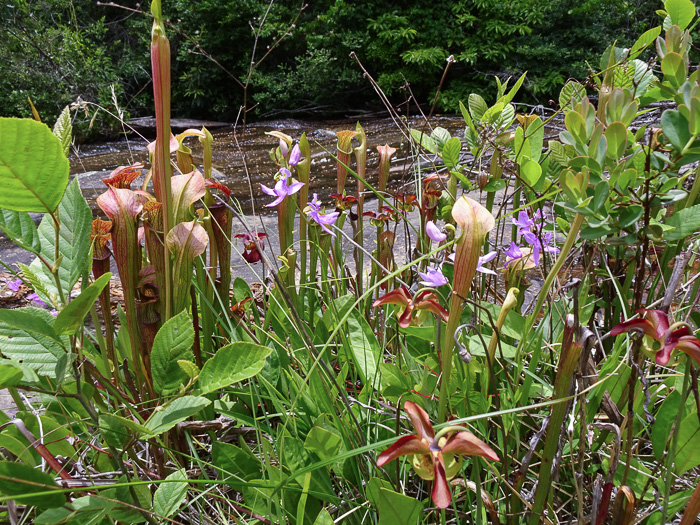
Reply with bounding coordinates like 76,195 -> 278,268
520,159 -> 542,186
675,411 -> 700,474
347,310 -> 381,387
616,205 -> 644,228
430,127 -> 451,151
195,342 -> 272,395
0,209 -> 42,255
592,180 -> 610,212
459,100 -> 477,135
661,52 -> 687,89
441,137 -> 461,168
0,461 -> 66,508
629,27 -> 662,60
605,121 -> 628,160
304,426 -> 343,461
99,414 -> 151,439
153,469 -> 188,518
0,307 -> 66,376
377,487 -> 424,525
559,81 -> 586,114
500,72 -> 527,105
178,360 -> 199,381
52,106 -> 72,157
33,177 -> 92,297
565,111 -> 588,145
652,389 -> 681,460
468,93 -> 488,121
54,273 -> 112,335
312,509 -> 334,525
661,109 -> 690,151
0,118 -> 69,213
151,311 -> 194,395
144,396 -> 211,436
213,441 -> 262,481
53,353 -> 76,388
410,129 -> 436,154
0,363 -> 23,388
664,0 -> 695,29
664,203 -> 700,240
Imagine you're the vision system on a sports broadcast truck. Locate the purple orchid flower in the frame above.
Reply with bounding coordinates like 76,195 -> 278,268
6,278 -> 22,292
418,266 -> 448,287
504,242 -> 524,268
513,210 -> 534,235
26,292 -> 47,307
279,139 -> 289,159
476,251 -> 498,275
289,144 -> 302,166
307,194 -> 340,236
260,168 -> 304,207
426,220 -> 447,243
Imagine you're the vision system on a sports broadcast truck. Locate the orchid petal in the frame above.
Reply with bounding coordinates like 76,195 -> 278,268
610,318 -> 658,339
372,287 -> 411,309
260,184 -> 276,197
431,455 -> 452,509
426,220 -> 447,242
676,336 -> 700,367
639,309 -> 670,339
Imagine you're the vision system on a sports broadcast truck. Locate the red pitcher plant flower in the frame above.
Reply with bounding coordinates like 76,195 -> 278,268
377,401 -> 499,509
610,309 -> 700,366
235,232 -> 268,264
373,286 -> 449,328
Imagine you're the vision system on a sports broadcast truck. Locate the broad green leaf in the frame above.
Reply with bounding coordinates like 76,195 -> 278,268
0,363 -> 23,388
665,0 -> 695,29
304,426 -> 342,461
410,129 -> 436,154
468,93 -> 488,121
0,118 -> 69,213
53,353 -> 76,388
661,52 -> 687,89
441,137 -> 461,168
104,474 -> 152,523
675,411 -> 700,474
616,205 -> 644,228
0,307 -> 66,376
33,177 -> 92,297
377,487 -> 424,525
689,97 -> 700,135
605,121 -> 628,160
54,273 -> 112,335
144,396 -> 211,435
652,389 -> 681,460
178,360 -> 199,380
153,469 -> 188,518
347,310 -> 381,387
629,27 -> 662,60
664,204 -> 700,240
430,127 -> 451,151
661,109 -> 690,151
0,461 -> 65,508
0,209 -> 42,255
565,111 -> 588,145
379,362 -> 413,400
520,159 -> 542,186
459,100 -> 477,135
524,116 -> 544,162
312,509 -> 334,525
195,342 -> 272,395
213,441 -> 262,480
151,311 -> 194,395
500,71 -> 527,105
100,414 -> 150,438
52,106 -> 72,157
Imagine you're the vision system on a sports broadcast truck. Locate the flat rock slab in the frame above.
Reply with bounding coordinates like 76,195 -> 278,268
129,117 -> 231,132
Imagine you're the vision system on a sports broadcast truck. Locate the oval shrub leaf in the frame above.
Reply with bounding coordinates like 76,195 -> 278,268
195,342 -> 273,395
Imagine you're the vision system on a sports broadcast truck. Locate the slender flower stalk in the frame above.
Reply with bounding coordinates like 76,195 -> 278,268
151,0 -> 173,320
354,122 -> 367,295
438,196 -> 495,422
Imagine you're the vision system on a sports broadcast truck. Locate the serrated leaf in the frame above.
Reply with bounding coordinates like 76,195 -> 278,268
177,360 -> 199,380
52,106 -> 72,157
0,307 -> 66,376
430,127 -> 451,151
151,311 -> 194,395
18,262 -> 53,307
0,461 -> 65,508
0,118 -> 69,213
144,396 -> 211,435
559,81 -> 586,113
153,469 -> 188,518
410,129 -> 437,154
441,137 -> 461,168
54,273 -> 112,335
195,342 -> 272,395
0,209 -> 42,255
33,177 -> 92,297
664,203 -> 700,240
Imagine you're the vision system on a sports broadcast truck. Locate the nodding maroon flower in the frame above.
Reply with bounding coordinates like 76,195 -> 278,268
421,174 -> 447,220
102,163 -> 144,189
377,401 -> 499,509
204,179 -> 232,201
372,286 -> 449,328
611,309 -> 700,367
329,193 -> 358,211
230,296 -> 252,319
235,232 -> 268,264
394,192 -> 418,212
